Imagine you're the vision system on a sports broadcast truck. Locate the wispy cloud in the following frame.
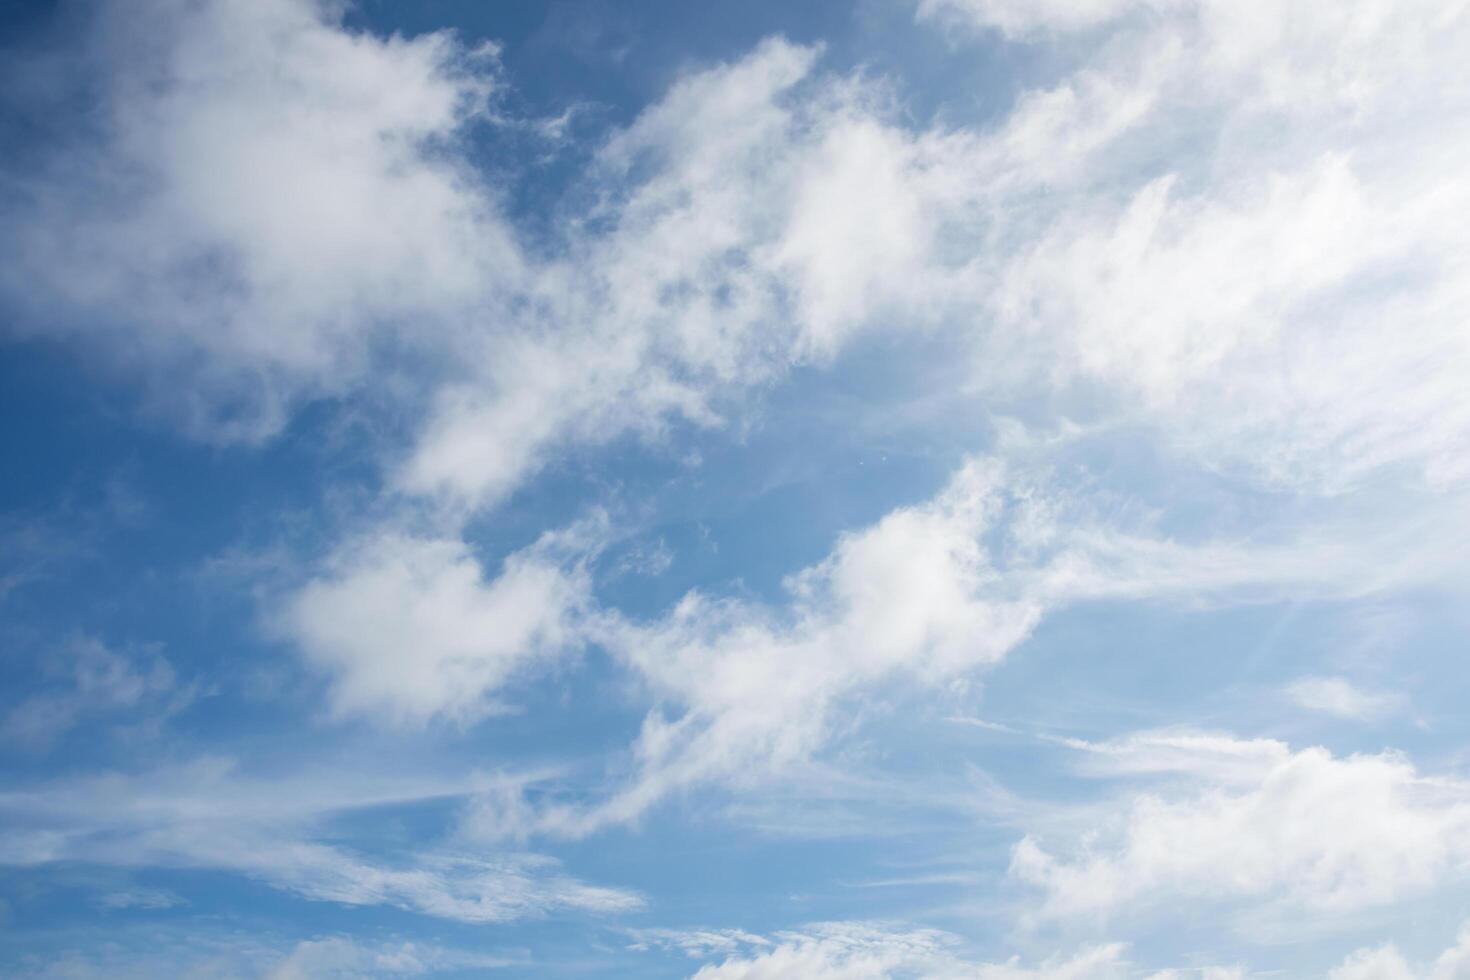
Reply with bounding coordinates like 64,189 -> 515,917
0,758 -> 641,924
1283,676 -> 1406,722
1,636 -> 197,751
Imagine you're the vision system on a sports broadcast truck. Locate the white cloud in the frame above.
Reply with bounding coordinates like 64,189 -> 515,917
517,457 -> 1415,835
1432,926 -> 1470,980
282,526 -> 591,725
8,0 -> 1470,973
1011,731 -> 1470,921
1330,921 -> 1470,980
1331,945 -> 1417,980
8,0 -> 1470,508
1,0 -> 517,441
397,37 -> 979,513
0,758 -> 641,924
928,0 -> 1470,495
295,440 -> 1424,747
1284,676 -> 1405,722
980,155 -> 1470,492
0,9 -> 971,510
677,922 -> 1141,979
5,8 -> 959,505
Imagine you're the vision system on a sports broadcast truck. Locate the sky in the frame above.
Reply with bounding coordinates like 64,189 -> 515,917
2,0 -> 1470,976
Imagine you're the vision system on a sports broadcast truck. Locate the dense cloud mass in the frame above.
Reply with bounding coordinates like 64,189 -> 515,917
2,0 -> 1470,976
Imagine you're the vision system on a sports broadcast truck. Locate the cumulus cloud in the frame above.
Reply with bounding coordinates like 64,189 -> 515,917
1329,922 -> 1470,980
0,4 -> 988,512
282,526 -> 592,725
380,0 -> 1470,518
8,0 -> 1470,502
2,5 -> 965,505
0,0 -> 517,440
1330,945 -> 1418,980
1011,731 -> 1470,921
396,36 -> 985,513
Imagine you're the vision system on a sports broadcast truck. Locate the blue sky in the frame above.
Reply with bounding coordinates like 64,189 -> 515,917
3,0 -> 1470,976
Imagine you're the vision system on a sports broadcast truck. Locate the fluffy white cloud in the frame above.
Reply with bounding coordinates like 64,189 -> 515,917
397,37 -> 985,513
1011,731 -> 1470,921
9,0 -> 1470,504
282,526 -> 591,725
15,0 -> 1465,518
0,5 -> 981,511
0,0 -> 517,440
1331,945 -> 1418,980
1329,922 -> 1470,980
2,5 -> 966,504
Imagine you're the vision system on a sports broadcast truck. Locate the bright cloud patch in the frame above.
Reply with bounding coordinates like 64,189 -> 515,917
0,0 -> 516,439
284,528 -> 590,724
1013,732 -> 1470,919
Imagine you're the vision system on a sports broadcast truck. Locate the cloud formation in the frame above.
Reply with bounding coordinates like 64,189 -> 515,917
1329,922 -> 1470,980
1,0 -> 516,440
0,757 -> 640,924
1012,731 -> 1470,921
283,526 -> 592,725
5,0 -> 1470,973
501,457 -> 1424,836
